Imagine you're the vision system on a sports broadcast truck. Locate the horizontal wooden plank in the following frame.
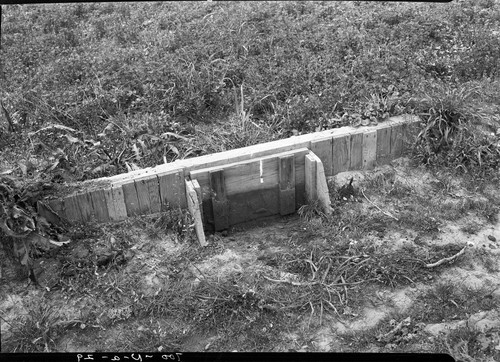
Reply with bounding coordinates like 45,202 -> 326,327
190,148 -> 309,199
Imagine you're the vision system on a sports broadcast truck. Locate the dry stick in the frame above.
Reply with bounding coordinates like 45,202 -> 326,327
361,188 -> 399,221
425,245 -> 467,268
263,275 -> 319,287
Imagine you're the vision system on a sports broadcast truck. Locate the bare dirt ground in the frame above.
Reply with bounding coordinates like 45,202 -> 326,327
1,158 -> 499,360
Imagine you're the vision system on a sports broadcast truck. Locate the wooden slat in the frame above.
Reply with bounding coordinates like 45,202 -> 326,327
63,195 -> 82,223
111,184 -> 128,221
350,131 -> 364,170
134,177 -> 151,215
191,179 -> 204,226
90,189 -> 109,222
310,137 -> 333,176
278,155 -> 296,216
377,126 -> 392,165
332,134 -> 351,175
210,170 -> 229,231
390,122 -> 404,159
147,176 -> 162,214
305,154 -> 317,203
185,179 -> 207,247
363,130 -> 377,170
158,169 -> 186,210
190,148 -> 309,198
122,181 -> 141,216
74,192 -> 94,222
308,152 -> 333,215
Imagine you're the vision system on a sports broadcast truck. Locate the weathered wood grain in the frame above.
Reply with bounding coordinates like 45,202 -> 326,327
310,137 -> 333,176
90,189 -> 110,222
210,170 -> 229,231
349,131 -> 364,170
377,126 -> 392,165
158,169 -> 186,210
307,152 -> 332,215
185,179 -> 207,246
279,155 -> 296,216
121,181 -> 141,216
332,134 -> 351,174
363,130 -> 377,170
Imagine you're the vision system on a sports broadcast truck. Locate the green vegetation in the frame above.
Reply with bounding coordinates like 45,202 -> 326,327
1,1 -> 499,182
1,0 -> 500,357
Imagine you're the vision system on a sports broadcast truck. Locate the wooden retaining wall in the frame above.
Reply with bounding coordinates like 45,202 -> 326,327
39,115 -> 421,234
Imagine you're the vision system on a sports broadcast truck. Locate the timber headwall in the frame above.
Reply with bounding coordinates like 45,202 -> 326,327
38,115 -> 421,230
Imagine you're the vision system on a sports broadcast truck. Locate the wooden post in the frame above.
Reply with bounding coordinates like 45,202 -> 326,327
210,169 -> 229,231
306,152 -> 332,215
185,179 -> 207,247
278,155 -> 296,215
305,154 -> 317,203
363,130 -> 377,170
332,134 -> 351,175
192,179 -> 204,225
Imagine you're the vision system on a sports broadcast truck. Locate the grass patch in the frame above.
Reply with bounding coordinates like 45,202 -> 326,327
412,282 -> 497,324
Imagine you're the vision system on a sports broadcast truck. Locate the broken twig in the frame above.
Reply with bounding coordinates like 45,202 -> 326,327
425,245 -> 467,268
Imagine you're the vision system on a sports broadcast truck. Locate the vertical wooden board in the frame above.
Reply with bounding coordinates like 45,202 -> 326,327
363,130 -> 377,170
185,180 -> 207,247
309,152 -> 333,215
210,170 -> 229,231
103,187 -> 117,222
390,122 -> 404,159
134,178 -> 152,215
350,132 -> 364,170
111,184 -> 128,221
377,126 -> 392,165
146,176 -> 161,214
122,181 -> 141,217
74,192 -> 94,222
90,189 -> 110,222
63,195 -> 82,223
332,134 -> 351,175
310,137 -> 333,176
279,155 -> 296,215
191,179 -> 205,225
305,154 -> 317,203
158,169 -> 187,210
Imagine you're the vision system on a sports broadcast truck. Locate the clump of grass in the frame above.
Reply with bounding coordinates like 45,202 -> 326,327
2,301 -> 63,352
442,325 -> 499,362
412,84 -> 500,181
412,281 -> 497,324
